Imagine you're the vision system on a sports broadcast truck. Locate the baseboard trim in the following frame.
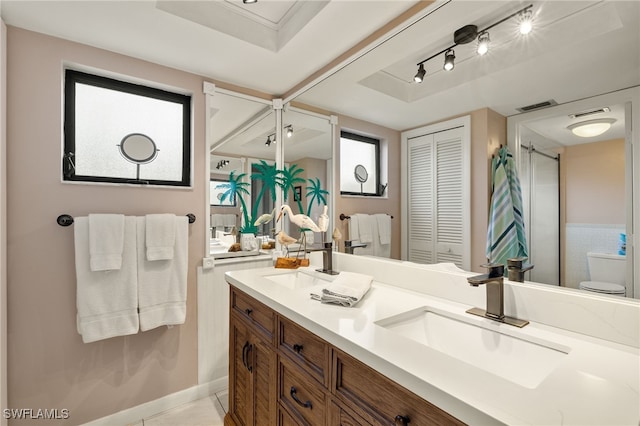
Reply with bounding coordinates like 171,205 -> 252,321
81,377 -> 228,426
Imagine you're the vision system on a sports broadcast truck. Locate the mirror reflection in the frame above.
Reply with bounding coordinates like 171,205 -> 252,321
291,1 -> 639,298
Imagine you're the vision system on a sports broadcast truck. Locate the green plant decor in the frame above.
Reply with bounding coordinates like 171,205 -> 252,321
280,163 -> 306,214
215,170 -> 254,233
306,177 -> 329,217
250,160 -> 282,233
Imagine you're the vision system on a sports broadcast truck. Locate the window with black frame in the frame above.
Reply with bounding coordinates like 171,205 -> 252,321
63,69 -> 191,186
339,130 -> 380,196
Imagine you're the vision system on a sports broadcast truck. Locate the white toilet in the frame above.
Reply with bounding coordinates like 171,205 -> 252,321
579,252 -> 626,296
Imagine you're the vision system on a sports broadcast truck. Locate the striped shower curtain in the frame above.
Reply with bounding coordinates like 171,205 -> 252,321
486,146 -> 528,267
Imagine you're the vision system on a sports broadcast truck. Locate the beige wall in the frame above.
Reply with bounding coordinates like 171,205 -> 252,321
6,27 -> 206,424
563,138 -> 625,224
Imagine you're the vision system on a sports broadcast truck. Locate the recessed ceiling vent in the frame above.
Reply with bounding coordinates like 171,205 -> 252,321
568,107 -> 611,119
516,100 -> 558,113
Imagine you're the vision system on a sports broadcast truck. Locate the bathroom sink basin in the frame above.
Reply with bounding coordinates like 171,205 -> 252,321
375,306 -> 570,388
264,270 -> 332,290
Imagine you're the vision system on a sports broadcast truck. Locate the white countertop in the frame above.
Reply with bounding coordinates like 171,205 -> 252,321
225,262 -> 640,426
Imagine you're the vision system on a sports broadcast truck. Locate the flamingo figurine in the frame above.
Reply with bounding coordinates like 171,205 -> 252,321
276,205 -> 321,232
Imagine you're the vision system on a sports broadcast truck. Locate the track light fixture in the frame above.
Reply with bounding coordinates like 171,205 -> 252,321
414,63 -> 426,83
477,31 -> 490,56
285,125 -> 294,138
216,159 -> 230,170
265,134 -> 276,146
414,4 -> 533,83
443,49 -> 455,71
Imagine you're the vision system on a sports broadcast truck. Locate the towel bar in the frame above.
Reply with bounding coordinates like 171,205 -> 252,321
339,213 -> 393,221
57,213 -> 196,226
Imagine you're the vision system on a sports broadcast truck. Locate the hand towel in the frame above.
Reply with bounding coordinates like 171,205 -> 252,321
375,213 -> 391,245
75,216 -> 139,343
356,214 -> 373,243
211,214 -> 225,228
145,214 -> 176,261
88,214 -> 124,271
310,271 -> 373,307
348,214 -> 360,241
137,215 -> 188,331
223,214 -> 237,227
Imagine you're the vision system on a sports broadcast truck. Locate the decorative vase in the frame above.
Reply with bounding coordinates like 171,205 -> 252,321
240,233 -> 257,251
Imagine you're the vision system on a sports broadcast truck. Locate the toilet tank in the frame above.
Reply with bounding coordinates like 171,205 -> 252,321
587,252 -> 626,284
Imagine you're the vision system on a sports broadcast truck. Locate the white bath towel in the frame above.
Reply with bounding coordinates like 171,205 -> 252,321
137,216 -> 188,331
211,214 -> 225,228
223,214 -> 237,227
375,214 -> 391,245
145,214 -> 176,261
310,271 -> 373,307
88,214 -> 124,271
75,216 -> 139,343
348,214 -> 360,241
356,214 -> 374,243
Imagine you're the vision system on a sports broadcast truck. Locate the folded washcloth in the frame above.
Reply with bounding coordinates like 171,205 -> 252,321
310,271 -> 373,307
88,213 -> 125,271
145,214 -> 176,261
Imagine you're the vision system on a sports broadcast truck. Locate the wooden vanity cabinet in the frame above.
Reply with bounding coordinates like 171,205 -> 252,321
226,287 -> 466,426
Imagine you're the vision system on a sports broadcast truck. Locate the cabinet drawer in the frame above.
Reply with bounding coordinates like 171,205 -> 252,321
330,401 -> 371,426
279,355 -> 327,426
279,315 -> 330,387
231,288 -> 275,341
332,349 -> 466,426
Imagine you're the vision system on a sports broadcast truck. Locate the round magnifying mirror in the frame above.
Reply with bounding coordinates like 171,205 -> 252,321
354,164 -> 368,183
119,133 -> 158,164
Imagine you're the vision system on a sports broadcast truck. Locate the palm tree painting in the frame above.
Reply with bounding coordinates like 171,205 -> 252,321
250,160 -> 282,223
215,170 -> 254,233
306,177 -> 329,217
280,163 -> 306,214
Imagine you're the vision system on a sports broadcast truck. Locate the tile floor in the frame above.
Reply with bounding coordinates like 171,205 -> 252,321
130,390 -> 228,426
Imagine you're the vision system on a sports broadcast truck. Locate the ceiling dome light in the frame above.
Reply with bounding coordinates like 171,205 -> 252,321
414,63 -> 426,83
567,118 -> 616,138
443,49 -> 455,71
477,31 -> 490,55
519,9 -> 533,35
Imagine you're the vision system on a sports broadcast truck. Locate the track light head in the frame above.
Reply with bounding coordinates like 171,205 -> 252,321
286,126 -> 293,138
414,63 -> 426,83
443,49 -> 455,71
519,8 -> 533,35
477,31 -> 490,55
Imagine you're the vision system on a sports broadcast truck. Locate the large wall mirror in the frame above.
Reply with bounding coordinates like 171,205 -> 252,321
289,1 -> 639,299
205,86 -> 275,255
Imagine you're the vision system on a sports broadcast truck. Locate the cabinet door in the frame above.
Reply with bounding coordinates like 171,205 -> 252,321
229,313 -> 252,426
329,401 -> 371,426
252,339 -> 277,426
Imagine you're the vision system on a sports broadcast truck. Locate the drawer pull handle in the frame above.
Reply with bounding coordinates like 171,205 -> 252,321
290,386 -> 312,409
246,344 -> 253,372
394,415 -> 410,425
245,308 -> 253,316
293,344 -> 303,353
241,342 -> 249,370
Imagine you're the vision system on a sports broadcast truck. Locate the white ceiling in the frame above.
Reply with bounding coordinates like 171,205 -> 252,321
2,0 -> 638,151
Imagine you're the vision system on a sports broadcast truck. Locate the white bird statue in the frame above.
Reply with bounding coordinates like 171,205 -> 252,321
276,205 -> 321,232
254,207 -> 276,227
317,205 -> 329,233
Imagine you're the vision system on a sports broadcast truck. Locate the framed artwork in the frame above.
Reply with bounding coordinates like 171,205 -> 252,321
210,179 -> 236,207
294,186 -> 302,202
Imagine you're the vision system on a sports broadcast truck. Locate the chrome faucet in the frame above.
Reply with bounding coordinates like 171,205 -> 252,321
344,240 -> 367,254
306,242 -> 339,275
467,263 -> 529,328
507,257 -> 534,283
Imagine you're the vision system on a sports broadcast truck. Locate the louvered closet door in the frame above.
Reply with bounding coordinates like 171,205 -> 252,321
407,134 -> 434,264
407,127 -> 465,267
434,128 -> 464,266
